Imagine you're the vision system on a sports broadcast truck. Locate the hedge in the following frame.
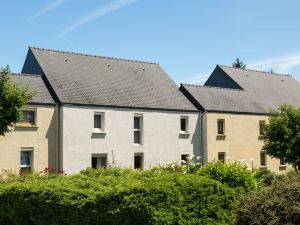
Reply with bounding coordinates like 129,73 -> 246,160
236,171 -> 300,225
0,169 -> 237,225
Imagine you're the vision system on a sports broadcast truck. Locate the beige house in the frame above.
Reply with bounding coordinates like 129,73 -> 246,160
180,65 -> 300,172
0,74 -> 57,173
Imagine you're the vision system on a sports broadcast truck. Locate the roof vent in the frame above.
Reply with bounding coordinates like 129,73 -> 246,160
64,59 -> 68,62
245,74 -> 248,77
281,79 -> 284,82
107,64 -> 111,67
142,68 -> 146,71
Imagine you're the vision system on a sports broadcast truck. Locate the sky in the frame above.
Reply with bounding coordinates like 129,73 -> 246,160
1,0 -> 300,84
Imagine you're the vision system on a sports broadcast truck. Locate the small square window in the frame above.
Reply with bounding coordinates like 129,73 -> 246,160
260,151 -> 267,166
134,153 -> 143,169
134,115 -> 142,144
217,119 -> 225,135
218,152 -> 226,163
180,117 -> 189,133
280,158 -> 286,166
181,154 -> 189,165
17,110 -> 36,126
91,154 -> 107,169
20,149 -> 33,171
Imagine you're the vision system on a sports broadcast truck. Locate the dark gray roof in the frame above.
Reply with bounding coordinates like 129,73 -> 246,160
22,47 -> 197,111
10,74 -> 55,105
181,65 -> 300,114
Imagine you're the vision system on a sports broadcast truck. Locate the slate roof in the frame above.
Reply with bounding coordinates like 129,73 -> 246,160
9,74 -> 55,105
181,65 -> 300,114
22,47 -> 197,112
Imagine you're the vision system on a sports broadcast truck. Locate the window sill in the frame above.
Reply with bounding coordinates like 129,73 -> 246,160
279,165 -> 287,168
134,143 -> 143,147
92,128 -> 106,134
179,131 -> 190,135
259,166 -> 268,169
15,125 -> 38,128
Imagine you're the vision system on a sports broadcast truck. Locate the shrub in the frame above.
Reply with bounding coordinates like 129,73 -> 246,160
0,168 -> 237,225
253,168 -> 275,187
197,162 -> 257,192
236,172 -> 300,225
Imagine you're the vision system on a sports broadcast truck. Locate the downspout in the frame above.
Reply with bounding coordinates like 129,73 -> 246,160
56,104 -> 60,172
199,111 -> 205,166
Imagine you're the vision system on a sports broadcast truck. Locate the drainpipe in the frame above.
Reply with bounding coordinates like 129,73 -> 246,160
199,111 -> 206,166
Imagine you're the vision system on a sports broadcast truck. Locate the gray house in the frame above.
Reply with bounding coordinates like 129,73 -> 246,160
21,47 -> 200,174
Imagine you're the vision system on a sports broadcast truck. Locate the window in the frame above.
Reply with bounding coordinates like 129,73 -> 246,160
93,112 -> 105,132
217,119 -> 225,135
280,158 -> 286,166
218,152 -> 226,163
260,151 -> 267,166
259,120 -> 266,136
134,153 -> 143,169
20,149 -> 33,171
134,115 -> 142,144
181,154 -> 189,165
17,110 -> 36,126
180,116 -> 189,133
91,154 -> 107,169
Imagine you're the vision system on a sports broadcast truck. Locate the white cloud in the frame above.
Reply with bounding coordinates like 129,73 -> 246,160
248,52 -> 300,74
56,0 -> 138,39
26,0 -> 68,22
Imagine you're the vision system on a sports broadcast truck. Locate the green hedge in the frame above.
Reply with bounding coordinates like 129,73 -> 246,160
236,171 -> 300,225
0,169 -> 237,225
197,162 -> 257,192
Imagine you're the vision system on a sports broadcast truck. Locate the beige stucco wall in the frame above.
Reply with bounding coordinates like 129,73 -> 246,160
203,112 -> 291,173
0,105 -> 57,173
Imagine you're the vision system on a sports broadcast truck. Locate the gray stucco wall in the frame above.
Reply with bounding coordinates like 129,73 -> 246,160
61,106 -> 200,174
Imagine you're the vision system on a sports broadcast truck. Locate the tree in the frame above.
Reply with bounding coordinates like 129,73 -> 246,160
263,104 -> 300,171
269,68 -> 275,74
0,66 -> 34,136
232,58 -> 246,69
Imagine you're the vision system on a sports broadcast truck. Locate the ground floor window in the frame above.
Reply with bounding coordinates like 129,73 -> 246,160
20,149 -> 33,172
280,158 -> 286,166
260,151 -> 267,166
218,152 -> 226,163
181,154 -> 189,165
134,153 -> 143,169
91,154 -> 107,169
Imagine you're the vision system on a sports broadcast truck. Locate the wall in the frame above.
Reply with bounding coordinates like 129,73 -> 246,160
0,105 -> 57,173
61,106 -> 200,174
204,112 -> 291,173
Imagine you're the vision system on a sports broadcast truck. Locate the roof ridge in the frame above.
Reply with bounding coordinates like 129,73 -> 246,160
10,73 -> 42,77
29,46 -> 159,65
183,83 -> 244,91
218,64 -> 292,77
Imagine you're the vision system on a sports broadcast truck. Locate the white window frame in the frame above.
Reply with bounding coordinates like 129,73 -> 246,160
134,114 -> 143,145
20,147 -> 33,169
93,112 -> 105,133
180,116 -> 189,134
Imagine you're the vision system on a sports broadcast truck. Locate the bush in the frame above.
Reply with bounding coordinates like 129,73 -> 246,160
253,168 -> 275,187
197,162 -> 257,192
236,171 -> 300,225
0,168 -> 237,225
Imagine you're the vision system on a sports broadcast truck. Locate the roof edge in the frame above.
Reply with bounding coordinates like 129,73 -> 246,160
29,46 -> 159,65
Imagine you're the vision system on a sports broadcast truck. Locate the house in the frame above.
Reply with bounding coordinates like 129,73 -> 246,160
21,47 -> 200,174
180,65 -> 300,172
0,73 -> 58,173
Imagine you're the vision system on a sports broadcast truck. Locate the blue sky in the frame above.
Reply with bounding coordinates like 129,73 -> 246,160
1,0 -> 300,84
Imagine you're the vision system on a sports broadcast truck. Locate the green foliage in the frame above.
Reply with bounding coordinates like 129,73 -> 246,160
236,171 -> 300,225
0,168 -> 237,225
263,104 -> 300,171
253,168 -> 275,187
0,66 -> 34,135
197,162 -> 257,192
232,58 -> 246,69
